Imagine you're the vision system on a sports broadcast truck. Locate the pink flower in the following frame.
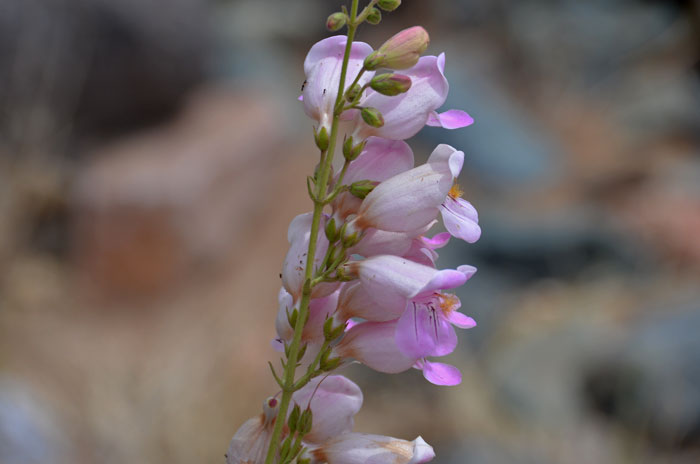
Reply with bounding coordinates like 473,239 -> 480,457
303,36 -> 374,131
395,286 -> 476,360
344,255 -> 469,312
440,184 -> 481,243
353,54 -> 473,140
307,433 -> 435,464
353,144 -> 464,234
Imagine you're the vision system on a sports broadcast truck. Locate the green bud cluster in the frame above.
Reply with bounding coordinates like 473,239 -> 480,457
360,107 -> 384,128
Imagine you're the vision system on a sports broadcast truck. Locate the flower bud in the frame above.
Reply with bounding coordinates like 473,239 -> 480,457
349,180 -> 376,199
378,0 -> 401,11
314,126 -> 329,151
366,7 -> 382,25
369,73 -> 412,96
326,12 -> 347,31
364,26 -> 430,70
324,217 -> 338,242
361,107 -> 384,128
345,83 -> 362,102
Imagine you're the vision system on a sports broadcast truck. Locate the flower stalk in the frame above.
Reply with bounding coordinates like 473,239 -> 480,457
263,1 -> 363,462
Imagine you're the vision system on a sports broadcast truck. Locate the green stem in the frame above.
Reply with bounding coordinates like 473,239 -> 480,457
263,2 -> 360,463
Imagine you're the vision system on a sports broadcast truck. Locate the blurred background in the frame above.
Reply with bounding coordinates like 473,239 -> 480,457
1,0 -> 699,463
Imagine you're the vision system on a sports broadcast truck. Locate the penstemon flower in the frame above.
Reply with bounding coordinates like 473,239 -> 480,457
227,1 -> 480,463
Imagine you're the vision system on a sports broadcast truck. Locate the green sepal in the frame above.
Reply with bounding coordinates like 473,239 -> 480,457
320,355 -> 343,371
341,231 -> 361,249
345,83 -> 362,102
297,343 -> 308,362
314,126 -> 329,151
349,180 -> 376,199
288,404 -> 301,434
299,408 -> 313,435
279,435 -> 293,461
287,308 -> 299,330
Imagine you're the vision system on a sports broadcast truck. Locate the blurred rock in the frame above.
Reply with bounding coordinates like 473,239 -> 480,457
583,303 -> 700,449
72,88 -> 288,299
0,376 -> 69,464
0,0 -> 209,150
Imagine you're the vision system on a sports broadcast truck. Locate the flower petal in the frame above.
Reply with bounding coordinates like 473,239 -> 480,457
309,433 -> 435,464
440,196 -> 481,243
292,375 -> 362,444
303,36 -> 374,129
356,55 -> 449,140
447,311 -> 476,329
396,303 -> 458,358
419,360 -> 462,386
342,137 -> 415,185
338,281 -> 405,322
335,321 -> 418,374
355,145 -> 463,233
426,109 -> 474,129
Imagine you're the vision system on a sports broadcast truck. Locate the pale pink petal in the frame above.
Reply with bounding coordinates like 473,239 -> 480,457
302,289 -> 341,343
420,232 -> 451,249
335,321 -> 418,374
342,137 -> 415,185
396,304 -> 458,358
418,360 -> 462,386
402,239 -> 439,267
440,196 -> 481,243
420,269 -> 468,295
226,398 -> 278,464
457,264 -> 477,280
356,55 -> 448,140
408,437 -> 436,464
337,281 -> 406,322
303,37 -> 374,130
275,286 -> 295,341
348,255 -> 438,307
309,433 -> 435,464
351,228 -> 414,257
426,109 -> 474,129
292,375 -> 362,444
355,145 -> 463,232
282,213 -> 336,299
447,311 -> 476,329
